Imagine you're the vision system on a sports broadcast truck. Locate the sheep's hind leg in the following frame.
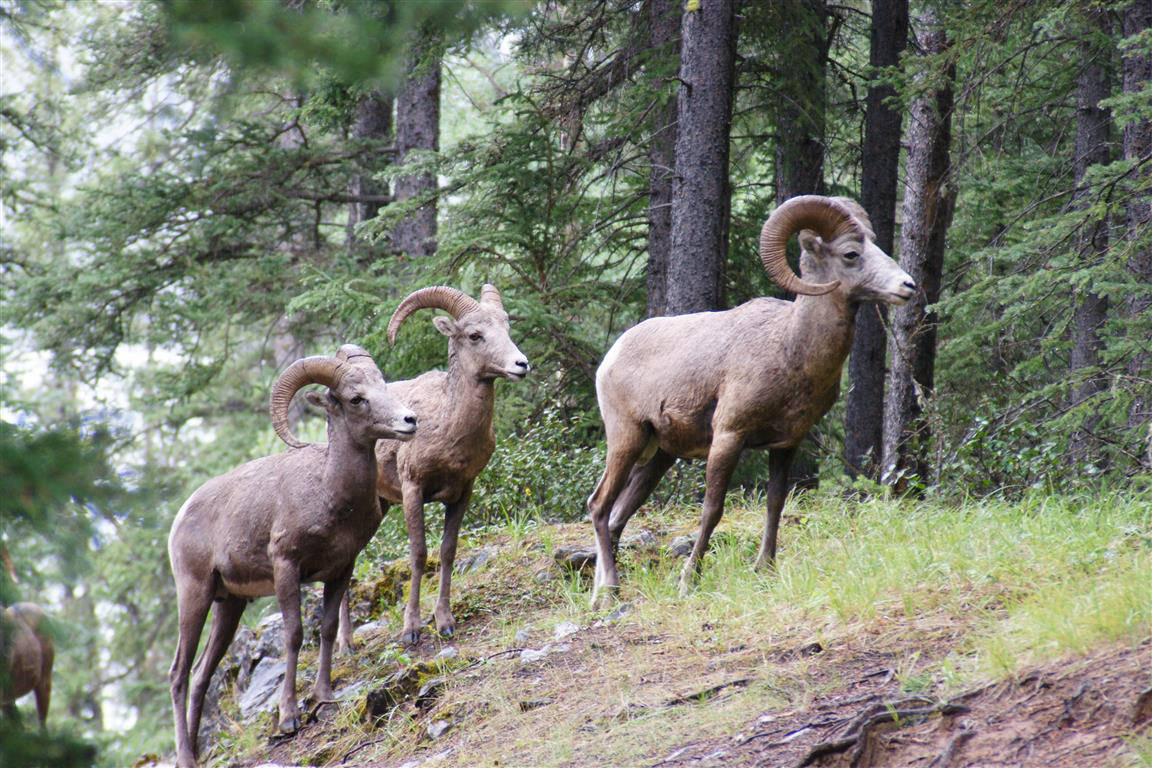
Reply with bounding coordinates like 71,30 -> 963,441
314,565 -> 352,702
272,559 -> 304,734
608,449 -> 676,551
400,484 -> 428,646
680,432 -> 743,596
188,595 -> 245,750
434,482 -> 472,638
588,426 -> 649,609
169,580 -> 214,768
754,447 -> 796,572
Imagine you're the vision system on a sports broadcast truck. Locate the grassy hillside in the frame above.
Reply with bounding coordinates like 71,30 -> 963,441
201,490 -> 1152,768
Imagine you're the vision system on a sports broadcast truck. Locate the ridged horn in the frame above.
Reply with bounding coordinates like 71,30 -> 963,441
387,286 -> 480,345
759,195 -> 860,296
480,283 -> 504,310
269,355 -> 345,448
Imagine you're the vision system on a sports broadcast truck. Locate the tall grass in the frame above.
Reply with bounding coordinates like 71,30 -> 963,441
590,489 -> 1151,681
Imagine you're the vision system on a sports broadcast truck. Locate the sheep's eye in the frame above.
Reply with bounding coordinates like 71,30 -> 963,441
844,251 -> 860,260
349,395 -> 365,405
469,332 -> 484,342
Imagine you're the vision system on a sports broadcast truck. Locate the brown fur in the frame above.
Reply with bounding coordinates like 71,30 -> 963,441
1,603 -> 53,728
166,348 -> 416,768
338,285 -> 528,648
587,196 -> 915,605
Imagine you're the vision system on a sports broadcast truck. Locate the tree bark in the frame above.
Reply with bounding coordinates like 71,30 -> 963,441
347,91 -> 393,254
645,0 -> 680,319
882,7 -> 955,490
665,0 -> 736,315
1121,1 -> 1151,462
393,29 -> 441,261
844,0 -> 908,479
774,0 -> 828,203
774,0 -> 830,490
1069,8 -> 1112,463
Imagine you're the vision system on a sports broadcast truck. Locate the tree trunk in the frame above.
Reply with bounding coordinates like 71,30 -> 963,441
774,0 -> 827,203
665,0 -> 736,315
1069,8 -> 1112,463
347,91 -> 393,255
645,0 -> 680,319
844,0 -> 908,479
882,7 -> 955,490
393,29 -> 441,261
775,0 -> 830,490
1122,1 -> 1151,463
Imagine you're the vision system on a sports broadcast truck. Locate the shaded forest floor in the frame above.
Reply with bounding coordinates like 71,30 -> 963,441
197,492 -> 1151,768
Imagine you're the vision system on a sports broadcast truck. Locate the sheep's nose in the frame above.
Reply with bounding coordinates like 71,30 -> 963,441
902,280 -> 917,291
404,414 -> 417,426
515,359 -> 530,372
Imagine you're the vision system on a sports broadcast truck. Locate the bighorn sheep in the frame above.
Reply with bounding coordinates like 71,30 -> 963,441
1,603 -> 53,727
338,284 -> 529,648
167,345 -> 416,768
588,195 -> 916,605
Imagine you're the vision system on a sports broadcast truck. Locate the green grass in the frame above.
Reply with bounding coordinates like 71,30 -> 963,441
573,489 -> 1151,683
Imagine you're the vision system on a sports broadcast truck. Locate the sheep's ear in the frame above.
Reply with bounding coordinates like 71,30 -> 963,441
433,316 -> 457,337
304,390 -> 333,412
797,230 -> 824,256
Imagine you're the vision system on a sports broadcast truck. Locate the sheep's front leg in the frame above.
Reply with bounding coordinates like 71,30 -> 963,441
272,559 -> 304,734
314,564 -> 353,702
401,482 -> 427,646
680,431 -> 743,596
434,482 -> 472,638
754,447 -> 796,572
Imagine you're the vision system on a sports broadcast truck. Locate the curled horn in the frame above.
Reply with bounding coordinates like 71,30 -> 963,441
387,286 -> 480,345
480,283 -> 504,310
759,195 -> 861,296
269,355 -> 346,448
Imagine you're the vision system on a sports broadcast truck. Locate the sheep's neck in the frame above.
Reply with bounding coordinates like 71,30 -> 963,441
323,420 -> 379,513
444,356 -> 496,439
787,293 -> 856,382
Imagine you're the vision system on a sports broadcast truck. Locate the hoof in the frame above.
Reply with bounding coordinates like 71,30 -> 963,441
590,585 -> 619,611
176,751 -> 197,768
401,628 -> 422,646
278,714 -> 300,734
312,685 -> 335,702
437,624 -> 455,639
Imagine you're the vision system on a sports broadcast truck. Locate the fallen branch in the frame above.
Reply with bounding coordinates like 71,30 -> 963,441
796,696 -> 970,768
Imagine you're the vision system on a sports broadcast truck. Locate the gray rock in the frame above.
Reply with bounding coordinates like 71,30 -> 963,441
513,628 -> 532,646
553,621 -> 580,641
238,658 -> 286,719
532,568 -> 556,584
593,602 -> 633,627
620,529 -> 657,549
426,719 -> 451,740
519,645 -> 551,663
353,620 -> 386,639
335,680 -> 368,701
553,546 -> 596,571
667,535 -> 696,557
455,548 -> 493,574
435,645 -> 458,660
416,677 -> 445,708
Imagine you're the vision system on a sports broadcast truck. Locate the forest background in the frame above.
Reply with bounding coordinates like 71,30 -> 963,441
1,0 -> 1148,764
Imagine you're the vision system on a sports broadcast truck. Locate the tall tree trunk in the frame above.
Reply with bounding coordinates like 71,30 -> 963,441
775,0 -> 830,490
844,0 -> 908,479
1121,1 -> 1151,465
774,0 -> 828,203
665,0 -> 736,315
347,91 -> 393,255
645,0 -> 680,319
1069,8 -> 1112,463
393,29 -> 441,261
882,7 -> 955,490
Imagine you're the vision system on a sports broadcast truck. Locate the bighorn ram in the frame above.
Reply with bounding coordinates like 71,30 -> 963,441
338,284 -> 529,647
1,603 -> 53,727
167,345 -> 416,768
588,195 -> 916,605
